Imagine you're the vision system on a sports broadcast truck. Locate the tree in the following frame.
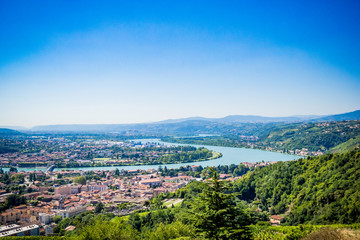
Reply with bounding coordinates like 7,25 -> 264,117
144,221 -> 196,239
11,174 -> 24,183
0,172 -> 10,184
115,168 -> 120,176
0,194 -> 27,212
143,200 -> 150,208
95,202 -> 104,213
77,220 -> 138,240
186,167 -> 251,240
151,196 -> 164,210
74,176 -> 87,185
128,212 -> 141,231
53,215 -> 62,224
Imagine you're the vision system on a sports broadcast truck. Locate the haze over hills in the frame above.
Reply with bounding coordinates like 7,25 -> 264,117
1,110 -> 359,133
314,109 -> 360,122
0,126 -> 29,131
158,110 -> 360,124
158,114 -> 321,124
30,109 -> 360,132
0,128 -> 23,135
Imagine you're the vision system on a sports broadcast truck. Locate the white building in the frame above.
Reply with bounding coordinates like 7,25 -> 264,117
86,185 -> 108,192
0,224 -> 40,237
56,205 -> 87,219
39,212 -> 56,224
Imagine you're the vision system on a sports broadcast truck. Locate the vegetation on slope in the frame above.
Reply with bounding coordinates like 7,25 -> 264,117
258,120 -> 360,153
233,150 -> 360,225
330,135 -> 360,153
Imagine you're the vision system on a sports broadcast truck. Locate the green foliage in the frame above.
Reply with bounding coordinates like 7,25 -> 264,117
127,208 -> 176,232
0,171 -> 10,184
259,121 -> 360,153
185,168 -> 252,239
54,145 -> 218,168
0,135 -> 22,153
53,215 -> 62,224
252,223 -> 360,240
77,220 -> 139,240
95,202 -> 104,213
0,194 -> 26,212
54,211 -> 116,235
331,135 -> 360,153
141,221 -> 196,240
73,176 -> 87,185
10,173 -> 24,183
234,150 -> 360,225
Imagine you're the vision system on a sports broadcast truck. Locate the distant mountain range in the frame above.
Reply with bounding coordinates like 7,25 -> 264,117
0,128 -> 24,135
313,109 -> 360,122
1,109 -> 360,133
158,114 -> 321,124
0,126 -> 29,131
158,110 -> 360,124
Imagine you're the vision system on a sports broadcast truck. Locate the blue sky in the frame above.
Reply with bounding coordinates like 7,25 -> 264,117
0,1 -> 359,127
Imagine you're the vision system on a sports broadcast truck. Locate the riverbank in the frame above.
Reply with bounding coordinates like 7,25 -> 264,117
160,136 -> 302,157
53,150 -> 222,169
8,139 -> 300,172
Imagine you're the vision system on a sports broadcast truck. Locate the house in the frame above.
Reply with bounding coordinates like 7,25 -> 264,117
139,178 -> 162,187
270,215 -> 284,226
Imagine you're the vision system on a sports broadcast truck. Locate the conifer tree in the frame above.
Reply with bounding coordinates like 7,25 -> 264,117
187,167 -> 251,239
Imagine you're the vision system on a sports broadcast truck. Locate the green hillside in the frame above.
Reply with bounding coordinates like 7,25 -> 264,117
233,150 -> 360,225
331,135 -> 360,153
258,120 -> 360,154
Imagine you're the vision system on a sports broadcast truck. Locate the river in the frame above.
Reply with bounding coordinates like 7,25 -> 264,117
7,139 -> 301,172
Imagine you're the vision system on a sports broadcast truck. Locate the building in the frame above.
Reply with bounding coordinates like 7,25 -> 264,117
0,210 -> 22,225
86,185 -> 108,192
0,224 -> 21,234
38,212 -> 56,225
0,224 -> 40,237
54,185 -> 81,196
56,205 -> 86,219
44,224 -> 55,236
139,178 -> 162,187
23,192 -> 41,200
270,215 -> 284,226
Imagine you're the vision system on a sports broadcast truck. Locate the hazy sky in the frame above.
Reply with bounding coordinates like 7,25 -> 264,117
1,1 -> 360,127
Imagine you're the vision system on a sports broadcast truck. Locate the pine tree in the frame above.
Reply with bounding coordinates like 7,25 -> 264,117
187,167 -> 251,240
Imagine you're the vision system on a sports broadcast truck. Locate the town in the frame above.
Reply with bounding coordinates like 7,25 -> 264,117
0,158 -> 276,237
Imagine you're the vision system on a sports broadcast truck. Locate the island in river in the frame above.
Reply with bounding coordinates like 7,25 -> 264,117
2,137 -> 300,172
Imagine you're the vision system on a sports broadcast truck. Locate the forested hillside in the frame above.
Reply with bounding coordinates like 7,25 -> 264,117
258,120 -> 360,153
233,150 -> 360,225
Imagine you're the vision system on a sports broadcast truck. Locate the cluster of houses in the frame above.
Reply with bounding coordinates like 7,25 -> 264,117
0,167 -> 201,236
